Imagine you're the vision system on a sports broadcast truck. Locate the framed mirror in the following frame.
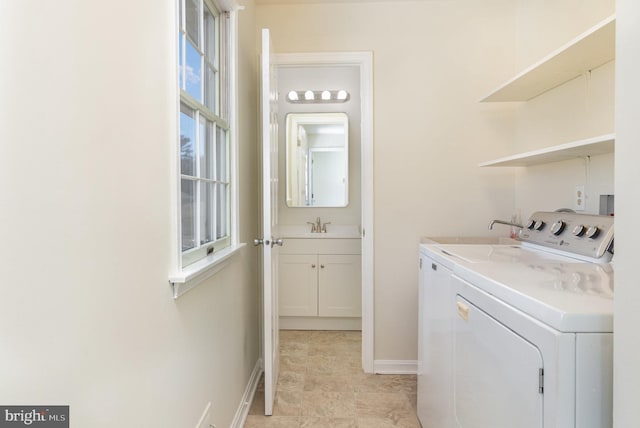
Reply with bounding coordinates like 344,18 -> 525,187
285,113 -> 349,207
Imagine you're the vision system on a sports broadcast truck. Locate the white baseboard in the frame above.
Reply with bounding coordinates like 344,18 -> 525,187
230,359 -> 263,428
373,360 -> 418,375
280,316 -> 361,331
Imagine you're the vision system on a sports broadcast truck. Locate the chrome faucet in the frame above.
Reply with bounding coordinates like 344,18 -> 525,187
488,219 -> 524,230
306,217 -> 331,233
307,217 -> 322,233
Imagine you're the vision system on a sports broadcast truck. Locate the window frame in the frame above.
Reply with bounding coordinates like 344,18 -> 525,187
170,0 -> 242,298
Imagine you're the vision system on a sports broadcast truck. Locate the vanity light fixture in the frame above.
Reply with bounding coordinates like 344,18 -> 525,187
285,89 -> 351,104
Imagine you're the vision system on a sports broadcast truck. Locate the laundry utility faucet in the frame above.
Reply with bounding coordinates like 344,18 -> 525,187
488,219 -> 523,230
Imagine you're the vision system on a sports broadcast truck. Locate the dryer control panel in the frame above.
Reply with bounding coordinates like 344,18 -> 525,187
518,211 -> 614,261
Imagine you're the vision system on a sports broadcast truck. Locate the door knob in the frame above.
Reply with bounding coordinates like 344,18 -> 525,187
253,239 -> 263,246
271,238 -> 283,248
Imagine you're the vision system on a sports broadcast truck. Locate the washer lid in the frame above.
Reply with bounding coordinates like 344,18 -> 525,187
432,243 -> 576,264
455,260 -> 614,333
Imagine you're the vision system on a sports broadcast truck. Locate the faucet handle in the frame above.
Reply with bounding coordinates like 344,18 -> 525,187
321,222 -> 331,233
307,221 -> 317,233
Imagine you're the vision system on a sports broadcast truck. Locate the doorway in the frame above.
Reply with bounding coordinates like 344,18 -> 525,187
274,52 -> 374,373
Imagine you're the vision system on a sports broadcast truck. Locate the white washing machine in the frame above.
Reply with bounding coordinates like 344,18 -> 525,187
418,212 -> 614,428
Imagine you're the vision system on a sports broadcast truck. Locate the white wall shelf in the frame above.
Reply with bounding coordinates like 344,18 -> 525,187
479,134 -> 615,167
481,15 -> 616,102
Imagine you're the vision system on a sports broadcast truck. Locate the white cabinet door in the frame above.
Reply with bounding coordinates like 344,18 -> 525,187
279,254 -> 318,316
318,254 -> 361,317
454,295 -> 544,428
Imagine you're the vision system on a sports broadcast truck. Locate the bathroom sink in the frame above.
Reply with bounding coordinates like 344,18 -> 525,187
421,236 -> 519,245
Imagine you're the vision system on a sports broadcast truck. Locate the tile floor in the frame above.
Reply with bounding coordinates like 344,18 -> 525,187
243,330 -> 419,428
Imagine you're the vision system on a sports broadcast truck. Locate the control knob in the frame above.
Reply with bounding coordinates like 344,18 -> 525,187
534,220 -> 545,231
586,226 -> 600,239
572,224 -> 586,237
526,219 -> 536,230
550,220 -> 565,235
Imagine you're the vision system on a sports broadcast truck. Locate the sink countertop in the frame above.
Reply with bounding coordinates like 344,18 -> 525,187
278,224 -> 361,239
421,236 -> 520,245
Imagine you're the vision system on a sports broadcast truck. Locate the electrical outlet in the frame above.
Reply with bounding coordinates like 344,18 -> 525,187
575,185 -> 586,211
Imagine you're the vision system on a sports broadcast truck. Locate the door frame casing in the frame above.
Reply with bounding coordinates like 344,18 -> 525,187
273,51 -> 374,373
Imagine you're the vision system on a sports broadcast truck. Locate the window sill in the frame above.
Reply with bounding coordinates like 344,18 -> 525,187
169,242 -> 246,299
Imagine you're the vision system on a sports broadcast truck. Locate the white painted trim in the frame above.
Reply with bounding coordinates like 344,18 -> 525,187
359,52 -> 375,375
273,51 -> 375,374
275,51 -> 372,68
169,243 -> 246,298
373,360 -> 418,375
194,402 -> 211,428
280,316 -> 361,330
228,8 -> 240,250
230,359 -> 263,428
170,0 -> 182,283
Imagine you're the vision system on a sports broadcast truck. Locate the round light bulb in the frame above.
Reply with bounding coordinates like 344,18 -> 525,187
337,90 -> 348,100
321,90 -> 331,100
287,91 -> 298,101
304,90 -> 314,101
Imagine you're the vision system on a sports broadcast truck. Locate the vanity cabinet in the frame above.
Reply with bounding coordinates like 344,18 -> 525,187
279,238 -> 361,329
317,254 -> 361,317
279,254 -> 319,317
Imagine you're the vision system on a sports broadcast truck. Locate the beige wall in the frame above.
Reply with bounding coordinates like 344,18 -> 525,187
0,1 -> 260,426
257,0 -> 517,361
515,153 -> 614,218
614,0 -> 640,426
515,0 -> 616,70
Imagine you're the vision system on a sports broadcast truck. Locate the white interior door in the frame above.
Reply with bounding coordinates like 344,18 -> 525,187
260,28 -> 281,416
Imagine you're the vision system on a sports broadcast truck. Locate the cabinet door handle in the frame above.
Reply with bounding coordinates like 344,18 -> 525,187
432,263 -> 437,271
320,264 -> 325,269
311,264 -> 316,268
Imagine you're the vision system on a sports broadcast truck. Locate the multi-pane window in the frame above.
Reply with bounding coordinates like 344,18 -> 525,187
178,0 -> 230,267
